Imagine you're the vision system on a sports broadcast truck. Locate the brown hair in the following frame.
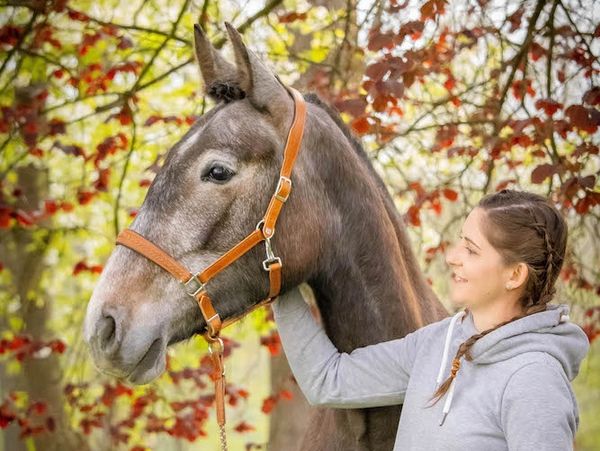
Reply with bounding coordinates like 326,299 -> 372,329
430,189 -> 568,405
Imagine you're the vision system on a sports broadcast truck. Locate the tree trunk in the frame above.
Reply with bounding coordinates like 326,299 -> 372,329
0,164 -> 88,451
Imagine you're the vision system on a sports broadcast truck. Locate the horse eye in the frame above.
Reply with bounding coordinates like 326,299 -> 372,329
204,165 -> 234,183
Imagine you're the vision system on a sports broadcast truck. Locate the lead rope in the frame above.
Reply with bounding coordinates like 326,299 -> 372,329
207,336 -> 228,451
219,424 -> 228,451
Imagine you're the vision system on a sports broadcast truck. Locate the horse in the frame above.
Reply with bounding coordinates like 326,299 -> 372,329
84,23 -> 448,450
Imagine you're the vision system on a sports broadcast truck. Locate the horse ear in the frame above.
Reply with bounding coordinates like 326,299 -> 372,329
194,24 -> 241,101
224,22 -> 292,119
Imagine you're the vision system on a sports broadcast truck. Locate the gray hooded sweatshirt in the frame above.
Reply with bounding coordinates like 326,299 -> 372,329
272,287 -> 590,451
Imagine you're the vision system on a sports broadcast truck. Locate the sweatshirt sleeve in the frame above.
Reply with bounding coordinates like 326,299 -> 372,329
501,361 -> 578,451
271,286 -> 420,409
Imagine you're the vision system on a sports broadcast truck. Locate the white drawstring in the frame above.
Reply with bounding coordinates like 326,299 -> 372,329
439,378 -> 457,426
435,310 -> 466,389
435,310 -> 466,427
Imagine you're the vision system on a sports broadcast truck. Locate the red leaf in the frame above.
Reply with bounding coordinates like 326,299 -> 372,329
529,42 -> 545,61
116,36 -> 133,50
442,188 -> 458,201
29,147 -> 44,158
93,168 -> 111,191
407,205 -> 421,227
565,105 -> 600,133
367,28 -> 396,51
261,396 -> 277,414
507,7 -> 524,32
73,261 -> 88,275
334,98 -> 367,117
431,198 -> 442,215
573,143 -> 599,157
67,9 -> 90,22
0,206 -> 11,228
115,382 -> 133,396
534,98 -> 562,116
279,389 -> 293,400
234,421 -> 255,433
44,200 -> 58,215
351,117 -> 370,135
420,0 -> 447,21
77,190 -> 95,205
260,332 -> 281,356
409,181 -> 425,198
530,163 -> 557,184
376,79 -> 404,98
30,402 -> 47,415
400,21 -> 425,41
278,12 -> 308,23
444,77 -> 456,91
50,340 -> 66,354
9,336 -> 30,350
15,210 -> 35,226
144,115 -> 161,126
60,201 -> 74,212
0,25 -> 22,48
53,141 -> 85,158
583,87 -> 600,106
89,265 -> 103,274
511,79 -> 535,100
433,125 -> 457,151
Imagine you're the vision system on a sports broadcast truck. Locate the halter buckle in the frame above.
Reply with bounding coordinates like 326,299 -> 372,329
183,273 -> 205,297
262,237 -> 282,270
274,176 -> 292,202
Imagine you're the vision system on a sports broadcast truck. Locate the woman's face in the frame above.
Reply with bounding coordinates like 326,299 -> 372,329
445,207 -> 514,309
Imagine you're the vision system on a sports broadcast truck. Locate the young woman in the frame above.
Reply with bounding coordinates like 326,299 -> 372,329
272,189 -> 590,450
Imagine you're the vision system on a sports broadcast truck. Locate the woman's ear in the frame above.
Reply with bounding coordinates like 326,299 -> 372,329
505,262 -> 529,291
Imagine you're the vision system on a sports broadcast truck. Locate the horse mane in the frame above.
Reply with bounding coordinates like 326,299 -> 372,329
303,93 -> 393,199
305,92 -> 442,326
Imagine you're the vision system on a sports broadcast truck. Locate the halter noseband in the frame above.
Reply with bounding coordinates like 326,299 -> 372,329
113,87 -> 306,434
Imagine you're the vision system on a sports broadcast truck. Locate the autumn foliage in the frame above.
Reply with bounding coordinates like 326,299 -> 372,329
0,0 -> 598,449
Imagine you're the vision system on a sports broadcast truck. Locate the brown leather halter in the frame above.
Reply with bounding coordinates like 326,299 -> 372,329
114,86 -> 306,444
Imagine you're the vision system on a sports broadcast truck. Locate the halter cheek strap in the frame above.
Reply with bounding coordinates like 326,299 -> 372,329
114,86 -> 306,431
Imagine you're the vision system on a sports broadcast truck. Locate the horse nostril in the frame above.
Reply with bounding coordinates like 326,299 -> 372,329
98,314 -> 118,352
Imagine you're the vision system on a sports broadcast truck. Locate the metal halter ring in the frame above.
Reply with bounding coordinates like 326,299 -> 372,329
183,273 -> 205,297
208,336 -> 224,356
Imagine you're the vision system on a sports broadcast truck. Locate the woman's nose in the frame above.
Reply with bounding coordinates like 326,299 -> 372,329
445,244 -> 460,267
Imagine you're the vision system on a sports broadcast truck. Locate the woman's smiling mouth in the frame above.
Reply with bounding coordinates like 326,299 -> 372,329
452,273 -> 468,283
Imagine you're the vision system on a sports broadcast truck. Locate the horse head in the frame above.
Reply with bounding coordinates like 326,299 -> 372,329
84,23 -> 327,384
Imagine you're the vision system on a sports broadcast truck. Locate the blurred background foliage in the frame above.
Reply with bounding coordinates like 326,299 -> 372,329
0,0 -> 598,449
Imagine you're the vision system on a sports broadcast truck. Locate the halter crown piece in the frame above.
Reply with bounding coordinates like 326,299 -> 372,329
115,87 -> 306,450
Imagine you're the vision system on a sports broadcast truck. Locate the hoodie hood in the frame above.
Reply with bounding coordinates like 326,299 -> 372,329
459,304 -> 589,380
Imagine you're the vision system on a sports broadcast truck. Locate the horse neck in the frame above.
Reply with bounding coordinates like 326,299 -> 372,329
307,135 -> 440,353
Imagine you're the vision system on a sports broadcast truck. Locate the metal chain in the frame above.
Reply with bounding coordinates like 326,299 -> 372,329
219,423 -> 228,451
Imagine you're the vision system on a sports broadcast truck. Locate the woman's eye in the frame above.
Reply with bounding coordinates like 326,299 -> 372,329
465,246 -> 476,255
203,165 -> 234,183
